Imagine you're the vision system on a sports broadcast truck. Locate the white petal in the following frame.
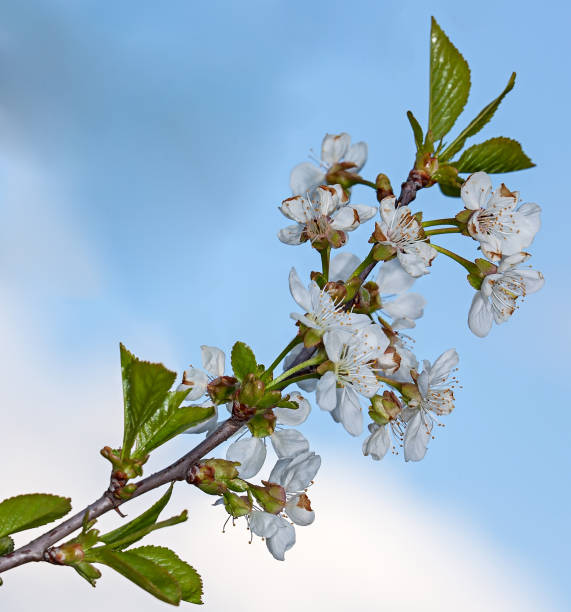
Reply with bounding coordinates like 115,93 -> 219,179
468,291 -> 493,338
279,195 -> 312,223
281,452 -> 321,492
270,429 -> 310,458
278,224 -> 304,245
350,204 -> 378,224
250,510 -> 280,538
345,141 -> 368,171
323,329 -> 351,362
382,293 -> 426,321
274,391 -> 311,426
178,366 -> 208,401
461,172 -> 492,210
316,371 -> 337,412
288,268 -> 312,312
517,268 -> 545,294
330,205 -> 359,231
226,436 -> 266,479
337,387 -> 363,436
329,251 -> 361,281
429,349 -> 459,384
200,345 -> 225,377
379,196 -> 397,226
403,411 -> 431,462
376,258 -> 416,294
498,251 -> 530,271
362,423 -> 390,461
266,517 -> 296,561
289,162 -> 326,196
285,495 -> 315,526
315,185 -> 337,216
321,132 -> 350,165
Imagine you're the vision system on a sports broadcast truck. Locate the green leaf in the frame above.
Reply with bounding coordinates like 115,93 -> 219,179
132,546 -> 203,604
230,341 -> 257,381
0,494 -> 72,537
88,547 -> 182,605
99,484 -> 174,547
72,561 -> 102,587
0,536 -> 14,556
440,72 -> 516,160
133,390 -> 215,458
429,17 -> 471,140
406,111 -> 424,150
439,182 -> 461,198
453,137 -> 535,173
120,343 -> 177,458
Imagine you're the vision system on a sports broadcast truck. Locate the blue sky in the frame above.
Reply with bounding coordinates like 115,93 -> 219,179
0,1 -> 569,609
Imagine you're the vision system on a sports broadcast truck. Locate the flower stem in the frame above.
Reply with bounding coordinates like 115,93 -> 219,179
422,217 -> 460,228
376,375 -> 403,391
320,246 -> 331,281
267,354 -> 324,389
271,372 -> 318,391
425,227 -> 462,236
431,243 -> 478,275
264,336 -> 302,379
347,247 -> 376,281
354,177 -> 378,189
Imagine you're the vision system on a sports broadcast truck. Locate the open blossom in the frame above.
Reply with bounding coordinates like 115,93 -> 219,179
468,252 -> 544,338
288,267 -> 370,333
290,132 -> 367,196
373,196 -> 437,277
461,172 -> 541,262
402,348 -> 459,462
250,450 -> 321,560
226,393 -> 311,479
278,184 -> 377,247
177,345 -> 224,435
316,327 -> 388,436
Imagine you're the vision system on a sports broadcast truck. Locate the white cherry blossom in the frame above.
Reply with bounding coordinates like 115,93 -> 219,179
278,184 -> 377,246
290,132 -> 368,195
461,172 -> 541,262
402,348 -> 459,462
362,423 -> 391,461
374,196 -> 437,277
468,252 -> 544,338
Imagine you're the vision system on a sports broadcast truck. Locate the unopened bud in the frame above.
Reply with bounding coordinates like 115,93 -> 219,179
238,373 -> 266,406
247,410 -> 277,438
250,481 -> 286,514
369,390 -> 402,425
375,173 -> 394,202
188,459 -> 240,495
207,375 -> 238,404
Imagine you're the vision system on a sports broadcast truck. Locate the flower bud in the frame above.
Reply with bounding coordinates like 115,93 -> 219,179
247,410 -> 277,438
207,375 -> 239,404
100,447 -> 149,480
369,391 -> 402,425
250,481 -> 287,514
188,459 -> 240,495
375,173 -> 394,202
232,400 -> 256,421
223,492 -> 253,518
238,373 -> 266,406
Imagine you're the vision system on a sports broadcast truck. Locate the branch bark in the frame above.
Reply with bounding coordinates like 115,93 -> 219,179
0,416 -> 245,575
396,168 -> 431,208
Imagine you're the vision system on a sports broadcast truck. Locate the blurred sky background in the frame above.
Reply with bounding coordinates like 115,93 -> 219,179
1,1 -> 569,610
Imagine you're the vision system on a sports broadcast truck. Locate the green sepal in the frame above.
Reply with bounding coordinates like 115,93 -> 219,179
223,492 -> 252,518
231,341 -> 258,381
226,478 -> 249,493
467,272 -> 483,290
128,546 -> 203,604
72,561 -> 102,587
429,17 -> 471,141
406,110 -> 424,150
440,72 -> 516,161
303,327 -> 324,348
255,390 -> 282,409
433,163 -> 463,193
0,494 -> 72,538
249,482 -> 286,514
439,182 -> 461,198
119,343 -> 177,459
0,536 -> 14,556
86,547 -> 182,605
133,392 -> 215,459
247,411 -> 277,438
453,137 -> 534,174
275,399 -> 299,411
99,484 -> 185,550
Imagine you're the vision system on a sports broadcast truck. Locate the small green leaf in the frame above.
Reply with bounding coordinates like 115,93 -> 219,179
440,72 -> 516,160
99,484 -> 174,547
275,399 -> 299,411
0,536 -> 14,556
0,494 -> 72,538
88,547 -> 182,605
439,182 -> 462,198
255,390 -> 282,409
134,391 -> 215,458
230,341 -> 257,381
120,344 -> 177,458
132,546 -> 203,604
72,561 -> 102,587
406,111 -> 424,150
453,137 -> 535,173
429,17 -> 471,140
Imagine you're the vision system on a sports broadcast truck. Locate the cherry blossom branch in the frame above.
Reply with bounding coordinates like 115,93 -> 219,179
396,168 -> 431,207
0,416 -> 245,575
